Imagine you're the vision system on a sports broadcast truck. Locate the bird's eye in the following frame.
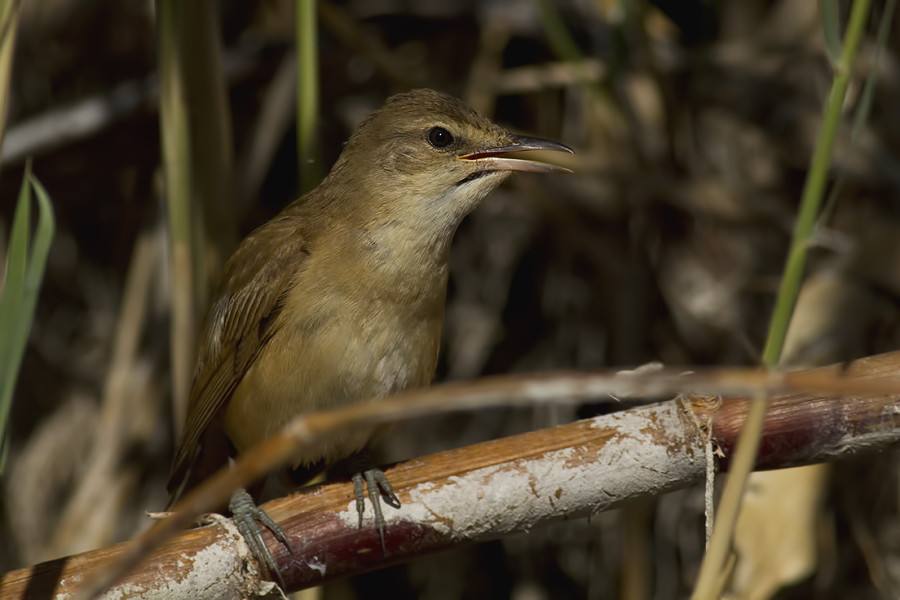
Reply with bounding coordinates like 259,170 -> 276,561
428,127 -> 454,148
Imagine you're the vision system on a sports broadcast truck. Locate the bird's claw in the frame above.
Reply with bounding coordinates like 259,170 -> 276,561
229,487 -> 293,589
351,467 -> 400,553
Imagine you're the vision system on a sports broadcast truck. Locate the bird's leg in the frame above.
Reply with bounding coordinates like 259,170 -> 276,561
347,452 -> 401,553
229,486 -> 293,588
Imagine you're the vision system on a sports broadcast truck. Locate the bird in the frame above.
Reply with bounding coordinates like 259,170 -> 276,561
167,88 -> 573,585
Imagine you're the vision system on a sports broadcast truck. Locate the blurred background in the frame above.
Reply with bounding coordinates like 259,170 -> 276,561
3,0 -> 900,598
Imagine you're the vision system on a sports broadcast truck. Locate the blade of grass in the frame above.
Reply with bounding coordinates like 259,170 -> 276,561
820,0 -> 842,67
0,168 -> 55,473
0,166 -> 31,464
158,0 -> 197,438
0,0 -> 25,474
690,1 -> 872,598
817,0 -> 894,234
762,0 -> 870,368
851,0 -> 894,142
296,0 -> 321,195
22,175 -> 55,344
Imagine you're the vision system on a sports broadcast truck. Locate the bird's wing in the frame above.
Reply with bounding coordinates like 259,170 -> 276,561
167,215 -> 310,495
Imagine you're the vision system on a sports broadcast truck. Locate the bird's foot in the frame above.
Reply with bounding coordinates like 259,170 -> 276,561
349,461 -> 401,553
229,487 -> 293,588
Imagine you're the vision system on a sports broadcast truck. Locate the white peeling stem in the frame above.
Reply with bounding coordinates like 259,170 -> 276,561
2,401 -> 705,600
393,402 -> 705,541
256,400 -> 710,591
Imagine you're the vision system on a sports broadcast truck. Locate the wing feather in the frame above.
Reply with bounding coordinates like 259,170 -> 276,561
167,215 -> 310,494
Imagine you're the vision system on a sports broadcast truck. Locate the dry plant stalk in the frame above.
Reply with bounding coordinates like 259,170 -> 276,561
2,351 -> 900,598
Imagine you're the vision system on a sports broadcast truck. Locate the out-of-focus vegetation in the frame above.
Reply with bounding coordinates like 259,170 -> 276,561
2,1 -> 900,598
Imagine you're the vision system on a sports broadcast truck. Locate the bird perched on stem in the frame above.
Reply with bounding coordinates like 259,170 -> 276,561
167,88 -> 573,586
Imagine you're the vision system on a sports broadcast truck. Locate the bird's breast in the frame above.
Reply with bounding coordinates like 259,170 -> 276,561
222,262 -> 446,464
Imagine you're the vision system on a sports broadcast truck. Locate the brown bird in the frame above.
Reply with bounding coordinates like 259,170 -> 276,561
167,88 -> 573,583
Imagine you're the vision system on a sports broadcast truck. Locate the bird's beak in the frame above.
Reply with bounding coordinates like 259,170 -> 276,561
459,134 -> 575,174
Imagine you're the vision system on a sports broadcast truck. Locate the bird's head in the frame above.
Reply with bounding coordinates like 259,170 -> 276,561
323,89 -> 573,251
